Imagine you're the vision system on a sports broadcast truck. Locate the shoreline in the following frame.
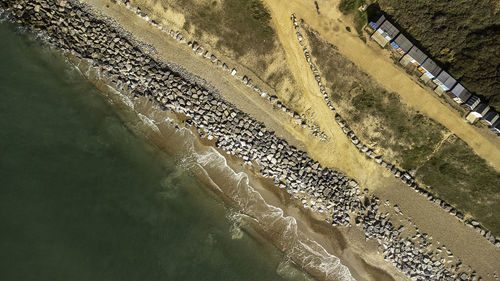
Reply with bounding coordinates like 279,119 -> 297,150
67,56 -> 357,281
2,0 -> 499,280
220,153 -> 402,281
64,30 -> 405,281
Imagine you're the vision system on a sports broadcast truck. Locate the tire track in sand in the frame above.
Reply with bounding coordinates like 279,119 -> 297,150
262,0 -> 500,173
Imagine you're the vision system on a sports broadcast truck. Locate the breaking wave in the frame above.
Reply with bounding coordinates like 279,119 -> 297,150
108,84 -> 134,109
137,113 -> 160,133
188,145 -> 355,281
226,208 -> 246,240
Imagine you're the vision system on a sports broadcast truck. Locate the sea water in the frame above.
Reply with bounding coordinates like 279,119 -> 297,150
0,21 -> 314,281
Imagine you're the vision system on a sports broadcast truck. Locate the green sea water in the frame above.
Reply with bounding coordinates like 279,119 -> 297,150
0,21 -> 310,281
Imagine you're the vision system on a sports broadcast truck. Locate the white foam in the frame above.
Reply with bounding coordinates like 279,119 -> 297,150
65,49 -> 356,279
107,84 -> 134,109
137,113 -> 160,133
190,146 -> 356,281
226,208 -> 246,240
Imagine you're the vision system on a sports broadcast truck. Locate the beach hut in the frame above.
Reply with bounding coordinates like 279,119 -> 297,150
483,109 -> 499,125
467,103 -> 489,123
490,119 -> 500,135
432,71 -> 457,96
432,71 -> 457,91
449,83 -> 471,104
464,95 -> 480,111
390,34 -> 413,56
368,15 -> 386,30
470,103 -> 490,118
400,46 -> 427,68
419,58 -> 442,79
371,20 -> 399,47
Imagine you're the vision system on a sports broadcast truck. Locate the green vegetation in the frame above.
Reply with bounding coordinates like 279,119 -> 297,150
339,0 -> 367,39
375,0 -> 500,108
338,0 -> 359,14
419,138 -> 500,233
305,27 -> 444,170
133,0 -> 275,58
304,26 -> 500,235
187,0 -> 274,57
353,9 -> 367,40
184,0 -> 274,58
350,90 -> 444,169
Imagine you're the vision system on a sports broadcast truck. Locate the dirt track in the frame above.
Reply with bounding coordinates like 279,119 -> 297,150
260,0 -> 500,279
261,0 -> 500,173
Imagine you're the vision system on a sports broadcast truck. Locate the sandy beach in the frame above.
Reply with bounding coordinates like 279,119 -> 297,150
72,52 -> 406,280
6,0 -> 499,279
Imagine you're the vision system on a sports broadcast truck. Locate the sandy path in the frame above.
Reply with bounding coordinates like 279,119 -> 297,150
84,0 -> 308,149
80,0 -> 500,279
260,0 -> 500,279
261,0 -> 500,172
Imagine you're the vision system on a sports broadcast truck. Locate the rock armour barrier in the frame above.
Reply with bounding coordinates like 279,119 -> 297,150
113,0 -> 329,142
0,0 -> 485,279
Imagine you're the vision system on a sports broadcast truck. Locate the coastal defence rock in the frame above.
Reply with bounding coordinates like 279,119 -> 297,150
157,7 -> 328,142
0,1 -> 491,280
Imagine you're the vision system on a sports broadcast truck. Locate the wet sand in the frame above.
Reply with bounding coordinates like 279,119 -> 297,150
75,55 -> 404,280
222,156 -> 406,281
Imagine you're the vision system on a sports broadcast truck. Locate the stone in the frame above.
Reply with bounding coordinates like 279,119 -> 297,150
4,4 -> 481,279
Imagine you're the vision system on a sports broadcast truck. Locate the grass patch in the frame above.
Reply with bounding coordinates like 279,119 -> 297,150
353,10 -> 367,39
186,0 -> 274,58
418,138 -> 500,234
338,0 -> 367,39
304,25 -> 500,235
338,0 -> 361,14
134,0 -> 275,58
349,90 -> 443,169
266,69 -> 286,88
305,27 -> 444,170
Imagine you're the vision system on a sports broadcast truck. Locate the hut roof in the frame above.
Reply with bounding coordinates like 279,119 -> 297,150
465,95 -> 480,105
451,83 -> 472,101
379,20 -> 399,39
407,46 -> 428,65
421,59 -> 442,77
464,95 -> 480,110
473,103 -> 490,115
492,119 -> 500,130
374,15 -> 386,28
435,71 -> 457,90
484,110 -> 499,122
393,34 -> 413,53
